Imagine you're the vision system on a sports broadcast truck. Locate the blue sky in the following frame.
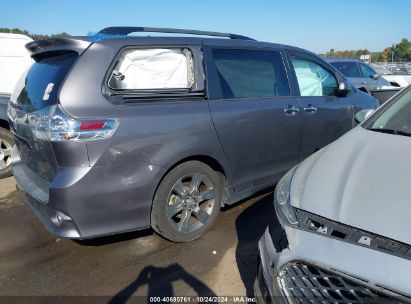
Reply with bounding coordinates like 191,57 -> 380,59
1,0 -> 410,53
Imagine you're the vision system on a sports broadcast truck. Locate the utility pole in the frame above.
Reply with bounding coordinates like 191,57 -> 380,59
391,44 -> 395,63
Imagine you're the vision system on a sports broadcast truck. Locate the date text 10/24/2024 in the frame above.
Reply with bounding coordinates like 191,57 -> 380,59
149,296 -> 257,303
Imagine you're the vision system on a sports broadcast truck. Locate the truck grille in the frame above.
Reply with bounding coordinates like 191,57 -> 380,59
277,262 -> 408,303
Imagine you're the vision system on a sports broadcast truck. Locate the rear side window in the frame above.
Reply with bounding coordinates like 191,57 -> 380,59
211,49 -> 289,99
108,48 -> 194,90
331,62 -> 361,78
291,58 -> 338,97
10,52 -> 78,110
360,63 -> 377,78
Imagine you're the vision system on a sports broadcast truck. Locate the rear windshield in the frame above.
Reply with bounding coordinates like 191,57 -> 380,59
10,52 -> 78,110
330,62 -> 361,78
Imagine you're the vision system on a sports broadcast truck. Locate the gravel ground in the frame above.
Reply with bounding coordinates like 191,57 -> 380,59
0,177 -> 276,303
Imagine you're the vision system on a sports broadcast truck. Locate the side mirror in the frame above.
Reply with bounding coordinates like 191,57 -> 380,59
337,81 -> 350,97
372,74 -> 380,80
354,109 -> 374,123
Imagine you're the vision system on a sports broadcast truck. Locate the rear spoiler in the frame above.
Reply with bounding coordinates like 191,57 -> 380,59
25,37 -> 92,60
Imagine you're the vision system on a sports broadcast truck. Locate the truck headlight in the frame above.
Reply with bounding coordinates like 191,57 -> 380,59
274,166 -> 298,227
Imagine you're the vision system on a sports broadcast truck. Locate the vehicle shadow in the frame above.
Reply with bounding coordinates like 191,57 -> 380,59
234,192 -> 276,297
109,263 -> 217,304
74,229 -> 154,246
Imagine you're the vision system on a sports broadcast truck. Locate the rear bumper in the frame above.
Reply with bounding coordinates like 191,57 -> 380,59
255,225 -> 411,303
23,189 -> 82,238
12,146 -> 165,239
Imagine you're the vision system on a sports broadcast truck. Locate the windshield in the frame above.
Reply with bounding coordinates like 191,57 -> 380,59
365,88 -> 411,136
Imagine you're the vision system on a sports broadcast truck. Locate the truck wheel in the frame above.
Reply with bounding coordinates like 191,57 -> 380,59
0,127 -> 13,179
151,161 -> 222,242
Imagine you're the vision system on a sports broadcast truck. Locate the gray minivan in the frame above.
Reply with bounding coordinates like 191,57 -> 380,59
8,27 -> 377,242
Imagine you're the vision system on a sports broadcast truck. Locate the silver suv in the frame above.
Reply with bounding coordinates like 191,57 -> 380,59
255,86 -> 411,303
327,58 -> 391,91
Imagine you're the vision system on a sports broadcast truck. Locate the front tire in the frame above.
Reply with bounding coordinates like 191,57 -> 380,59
0,127 -> 13,179
151,161 -> 222,242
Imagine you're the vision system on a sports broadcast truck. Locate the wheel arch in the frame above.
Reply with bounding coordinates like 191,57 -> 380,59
0,119 -> 10,130
152,154 -> 233,212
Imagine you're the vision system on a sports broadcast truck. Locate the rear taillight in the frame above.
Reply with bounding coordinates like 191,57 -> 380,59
28,105 -> 118,142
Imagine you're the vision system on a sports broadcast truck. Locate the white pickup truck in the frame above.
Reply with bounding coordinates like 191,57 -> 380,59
370,63 -> 411,88
382,74 -> 411,88
0,33 -> 33,178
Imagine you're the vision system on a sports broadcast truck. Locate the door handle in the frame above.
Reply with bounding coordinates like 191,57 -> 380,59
303,104 -> 318,114
283,105 -> 300,116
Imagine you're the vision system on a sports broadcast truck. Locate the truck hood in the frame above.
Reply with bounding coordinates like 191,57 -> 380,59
291,126 -> 411,245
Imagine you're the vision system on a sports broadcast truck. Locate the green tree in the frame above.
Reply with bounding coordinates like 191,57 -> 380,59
394,38 -> 411,61
0,27 -> 70,40
324,38 -> 410,62
0,27 -> 30,36
378,47 -> 392,62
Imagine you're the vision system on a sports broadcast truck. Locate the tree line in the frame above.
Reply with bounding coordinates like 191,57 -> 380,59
0,27 -> 69,40
321,38 -> 411,62
1,27 -> 410,62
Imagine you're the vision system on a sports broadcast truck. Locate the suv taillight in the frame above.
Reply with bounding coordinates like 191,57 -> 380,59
28,105 -> 119,142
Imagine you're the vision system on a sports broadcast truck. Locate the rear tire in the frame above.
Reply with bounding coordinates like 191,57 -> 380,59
151,161 -> 222,242
0,127 -> 13,179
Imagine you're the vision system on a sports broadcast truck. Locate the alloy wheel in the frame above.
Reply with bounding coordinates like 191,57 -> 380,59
166,173 -> 216,234
0,138 -> 12,170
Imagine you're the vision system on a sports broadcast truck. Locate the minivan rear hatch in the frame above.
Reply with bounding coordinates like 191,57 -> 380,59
8,50 -> 79,181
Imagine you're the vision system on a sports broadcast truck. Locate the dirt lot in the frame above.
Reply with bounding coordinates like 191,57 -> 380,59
0,176 -> 275,302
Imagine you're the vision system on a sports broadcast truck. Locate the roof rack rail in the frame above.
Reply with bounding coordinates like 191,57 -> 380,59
98,26 -> 255,41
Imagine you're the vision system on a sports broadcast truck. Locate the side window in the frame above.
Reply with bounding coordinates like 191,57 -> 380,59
291,57 -> 338,97
108,48 -> 194,90
331,62 -> 361,78
211,49 -> 289,99
360,63 -> 376,79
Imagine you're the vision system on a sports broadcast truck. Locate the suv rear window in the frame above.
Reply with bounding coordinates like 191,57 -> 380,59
359,63 -> 377,78
10,52 -> 78,110
211,49 -> 289,99
330,62 -> 361,78
108,48 -> 194,90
